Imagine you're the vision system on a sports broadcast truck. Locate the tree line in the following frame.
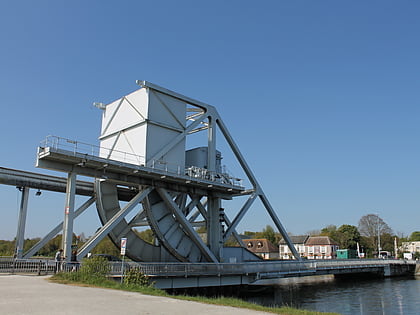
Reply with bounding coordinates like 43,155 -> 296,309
245,214 -> 420,258
1,213 -> 419,258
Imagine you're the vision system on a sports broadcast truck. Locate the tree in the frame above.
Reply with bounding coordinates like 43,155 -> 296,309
320,224 -> 361,249
409,231 -> 420,241
91,236 -> 120,256
320,225 -> 339,242
336,224 -> 361,250
358,214 -> 392,254
320,225 -> 337,237
260,225 -> 277,245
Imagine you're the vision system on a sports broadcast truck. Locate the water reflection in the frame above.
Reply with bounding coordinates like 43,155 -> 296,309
241,276 -> 420,315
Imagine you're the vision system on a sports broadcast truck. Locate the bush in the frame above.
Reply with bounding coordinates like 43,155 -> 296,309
123,267 -> 152,287
79,256 -> 111,280
53,256 -> 112,284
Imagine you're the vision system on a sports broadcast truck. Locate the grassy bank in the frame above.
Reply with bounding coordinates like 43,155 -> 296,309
50,258 -> 338,315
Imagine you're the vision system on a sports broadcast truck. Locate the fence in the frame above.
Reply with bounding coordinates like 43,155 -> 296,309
1,256 -> 417,278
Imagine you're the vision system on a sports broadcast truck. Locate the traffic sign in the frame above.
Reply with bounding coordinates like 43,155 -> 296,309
120,238 -> 127,256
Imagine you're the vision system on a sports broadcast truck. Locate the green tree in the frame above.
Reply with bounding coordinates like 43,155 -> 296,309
320,225 -> 337,236
409,231 -> 420,241
260,225 -> 277,245
380,233 -> 395,253
0,240 -> 14,256
320,225 -> 338,242
91,237 -> 120,256
336,224 -> 361,250
243,231 -> 256,238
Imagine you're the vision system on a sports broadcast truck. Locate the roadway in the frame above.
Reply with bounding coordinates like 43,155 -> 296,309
0,275 -> 271,315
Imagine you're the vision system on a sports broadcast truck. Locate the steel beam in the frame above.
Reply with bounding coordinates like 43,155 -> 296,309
15,187 -> 29,258
77,187 -> 152,259
23,196 -> 95,259
62,172 -> 76,261
223,193 -> 257,242
157,188 -> 218,263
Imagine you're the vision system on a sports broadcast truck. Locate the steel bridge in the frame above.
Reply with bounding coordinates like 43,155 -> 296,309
1,81 -> 417,290
0,256 -> 417,289
1,81 -> 299,265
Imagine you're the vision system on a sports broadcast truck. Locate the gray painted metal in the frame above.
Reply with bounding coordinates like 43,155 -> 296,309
15,187 -> 29,258
132,82 -> 301,259
28,80 -> 301,263
0,166 -> 137,201
94,179 -> 174,262
77,187 -> 152,260
23,197 -> 95,259
155,188 -> 218,262
62,172 -> 76,261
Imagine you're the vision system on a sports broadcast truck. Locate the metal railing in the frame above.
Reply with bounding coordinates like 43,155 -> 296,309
39,135 -> 243,187
2,257 -> 415,277
0,257 -> 55,275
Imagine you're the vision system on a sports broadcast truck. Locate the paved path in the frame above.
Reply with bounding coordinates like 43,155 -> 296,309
0,275 -> 271,315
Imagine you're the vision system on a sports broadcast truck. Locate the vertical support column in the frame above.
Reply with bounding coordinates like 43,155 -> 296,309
206,116 -> 223,261
207,196 -> 223,261
207,116 -> 216,172
15,187 -> 30,259
62,172 -> 76,262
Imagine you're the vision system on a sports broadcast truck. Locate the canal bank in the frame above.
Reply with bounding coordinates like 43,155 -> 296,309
0,275 -> 272,315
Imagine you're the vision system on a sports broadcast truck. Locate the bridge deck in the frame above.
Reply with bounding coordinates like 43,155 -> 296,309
2,257 -> 416,289
37,146 -> 244,197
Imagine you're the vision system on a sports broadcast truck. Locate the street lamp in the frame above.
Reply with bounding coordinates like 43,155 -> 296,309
377,214 -> 381,257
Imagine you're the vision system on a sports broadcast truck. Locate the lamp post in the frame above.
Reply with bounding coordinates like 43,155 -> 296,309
377,214 -> 381,257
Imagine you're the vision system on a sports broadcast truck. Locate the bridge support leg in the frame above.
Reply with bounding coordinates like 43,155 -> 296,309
15,187 -> 30,259
207,196 -> 223,261
62,172 -> 76,262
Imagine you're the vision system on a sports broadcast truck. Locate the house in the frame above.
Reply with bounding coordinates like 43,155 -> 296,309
279,235 -> 309,259
305,236 -> 339,259
243,238 -> 280,260
278,235 -> 339,259
401,241 -> 420,257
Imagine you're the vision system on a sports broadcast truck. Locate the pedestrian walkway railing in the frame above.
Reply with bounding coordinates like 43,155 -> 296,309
0,257 -> 82,275
0,257 -> 55,275
39,135 -> 243,187
1,256 -> 417,278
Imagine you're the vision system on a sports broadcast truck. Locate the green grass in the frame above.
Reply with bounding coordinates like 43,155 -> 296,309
50,273 -> 337,315
50,259 -> 338,315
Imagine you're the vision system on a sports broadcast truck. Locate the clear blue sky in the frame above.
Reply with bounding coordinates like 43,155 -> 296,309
1,1 -> 419,240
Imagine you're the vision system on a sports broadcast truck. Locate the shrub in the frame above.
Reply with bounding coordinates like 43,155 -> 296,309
78,256 -> 111,281
123,267 -> 152,287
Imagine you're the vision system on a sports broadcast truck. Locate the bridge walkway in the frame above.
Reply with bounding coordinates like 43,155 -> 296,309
1,257 -> 417,289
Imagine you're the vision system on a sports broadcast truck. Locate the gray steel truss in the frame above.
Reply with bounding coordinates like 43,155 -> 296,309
1,80 -> 301,262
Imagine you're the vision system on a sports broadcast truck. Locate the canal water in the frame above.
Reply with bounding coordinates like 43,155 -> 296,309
242,276 -> 420,315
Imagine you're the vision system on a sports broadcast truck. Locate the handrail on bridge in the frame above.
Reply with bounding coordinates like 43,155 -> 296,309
39,135 -> 243,187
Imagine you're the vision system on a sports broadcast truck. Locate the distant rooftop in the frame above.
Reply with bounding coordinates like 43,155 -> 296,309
278,235 -> 309,245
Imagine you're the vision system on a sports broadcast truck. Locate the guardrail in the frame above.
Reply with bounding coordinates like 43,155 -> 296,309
39,135 -> 243,187
0,257 -> 55,275
1,257 -> 416,278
